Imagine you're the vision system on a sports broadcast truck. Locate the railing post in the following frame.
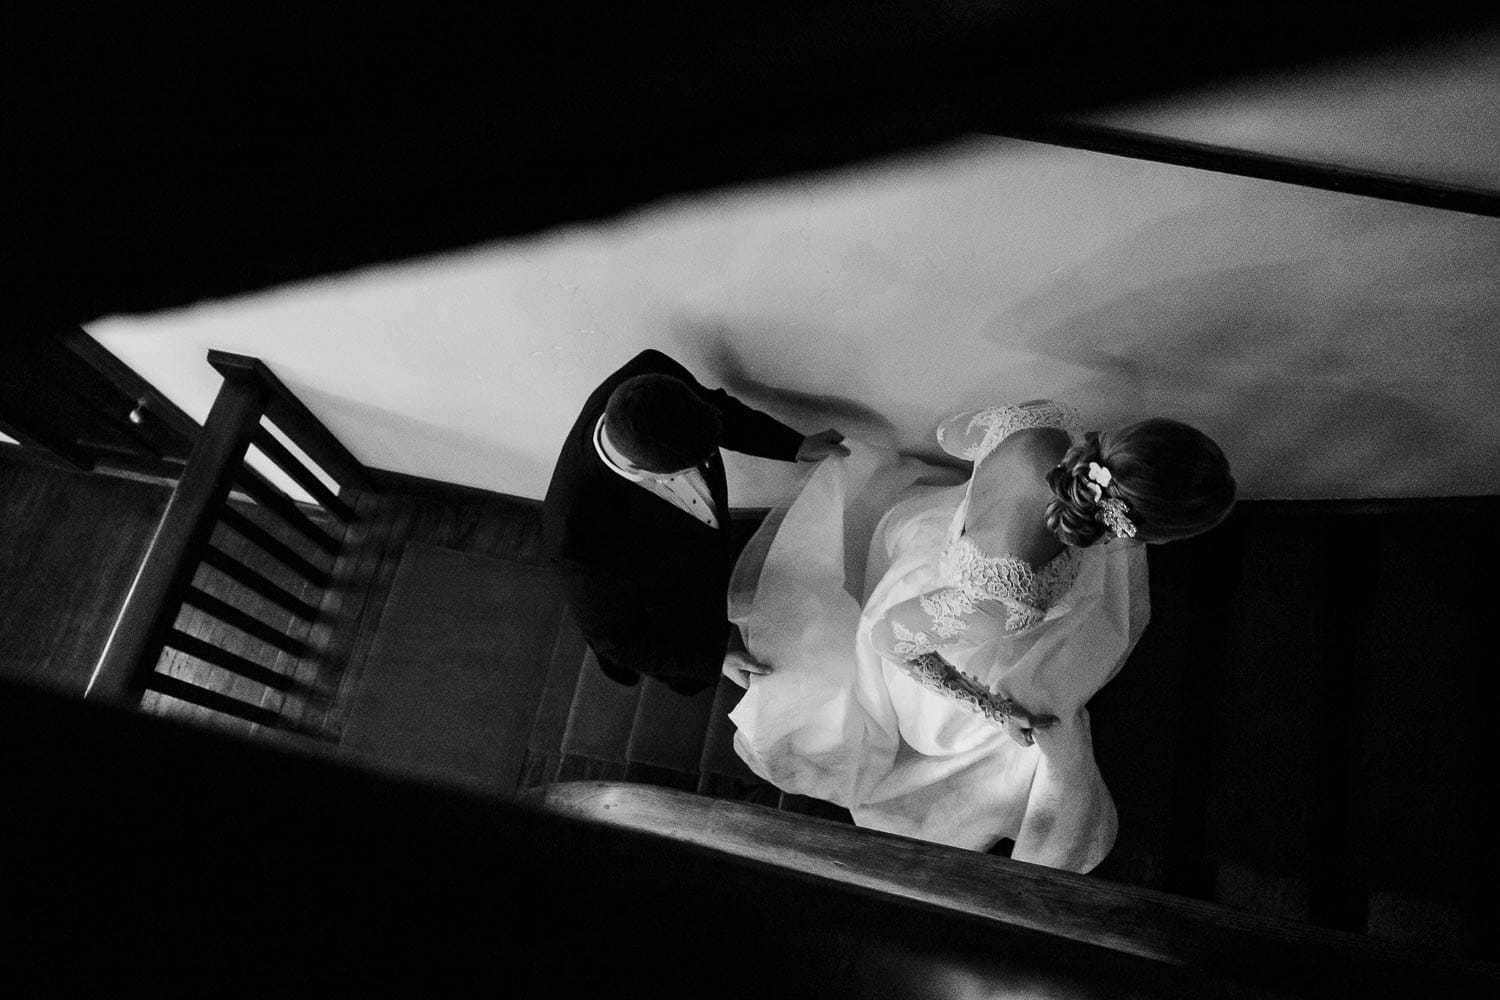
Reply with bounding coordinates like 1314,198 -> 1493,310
208,350 -> 375,494
86,374 -> 270,703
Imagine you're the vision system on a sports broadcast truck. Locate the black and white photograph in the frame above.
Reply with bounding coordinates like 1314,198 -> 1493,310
3,3 -> 1498,995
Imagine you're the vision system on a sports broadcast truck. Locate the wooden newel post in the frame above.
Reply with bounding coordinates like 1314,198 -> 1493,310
86,374 -> 271,704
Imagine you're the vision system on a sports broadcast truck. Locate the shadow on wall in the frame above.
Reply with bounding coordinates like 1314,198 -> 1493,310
685,322 -> 919,453
1002,198 -> 1500,499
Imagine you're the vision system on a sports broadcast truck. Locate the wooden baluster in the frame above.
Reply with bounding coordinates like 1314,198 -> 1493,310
199,546 -> 321,622
234,468 -> 343,555
181,585 -> 310,656
217,505 -> 332,587
250,424 -> 354,521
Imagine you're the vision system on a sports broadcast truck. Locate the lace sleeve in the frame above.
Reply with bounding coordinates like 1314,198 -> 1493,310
870,536 -> 1076,661
935,401 -> 1082,462
870,588 -> 1006,660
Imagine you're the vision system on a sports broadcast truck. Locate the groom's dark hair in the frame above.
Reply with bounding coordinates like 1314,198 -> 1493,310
604,373 -> 723,473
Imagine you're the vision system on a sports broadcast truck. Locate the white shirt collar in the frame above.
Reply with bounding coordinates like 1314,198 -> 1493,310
594,416 -> 647,483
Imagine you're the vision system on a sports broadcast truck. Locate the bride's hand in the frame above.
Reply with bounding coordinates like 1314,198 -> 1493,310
796,429 -> 850,462
1002,705 -> 1059,748
723,650 -> 773,689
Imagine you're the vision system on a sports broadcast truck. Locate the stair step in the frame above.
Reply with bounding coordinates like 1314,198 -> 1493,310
1212,861 -> 1312,924
776,791 -> 853,824
527,605 -> 589,758
1365,890 -> 1474,959
1204,521 -> 1334,876
624,672 -> 717,773
515,606 -> 590,791
1342,521 -> 1479,902
696,676 -> 759,791
623,760 -> 700,792
516,749 -> 565,791
552,753 -> 630,783
559,647 -> 643,761
1092,846 -> 1169,893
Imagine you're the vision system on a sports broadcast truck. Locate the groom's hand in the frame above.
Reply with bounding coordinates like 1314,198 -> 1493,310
723,650 -> 772,688
796,429 -> 850,462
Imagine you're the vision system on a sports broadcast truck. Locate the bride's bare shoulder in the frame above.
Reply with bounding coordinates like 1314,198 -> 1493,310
987,423 -> 1071,478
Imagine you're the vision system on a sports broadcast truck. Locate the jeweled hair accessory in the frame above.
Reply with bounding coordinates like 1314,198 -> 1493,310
1098,497 -> 1137,539
1083,461 -> 1113,501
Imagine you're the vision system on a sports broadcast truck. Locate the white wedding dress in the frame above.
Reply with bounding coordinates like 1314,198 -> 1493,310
727,402 -> 1150,872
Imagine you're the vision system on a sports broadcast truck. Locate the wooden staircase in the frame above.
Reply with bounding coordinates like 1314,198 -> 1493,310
1088,499 -> 1497,966
65,344 -> 1486,972
513,498 -> 1498,973
518,600 -> 849,822
15,366 -> 1492,983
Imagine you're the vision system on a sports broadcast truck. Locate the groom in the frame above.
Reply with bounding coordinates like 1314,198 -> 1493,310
542,348 -> 847,696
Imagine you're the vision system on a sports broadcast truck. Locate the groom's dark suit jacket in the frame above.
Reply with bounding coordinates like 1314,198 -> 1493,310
541,349 -> 805,694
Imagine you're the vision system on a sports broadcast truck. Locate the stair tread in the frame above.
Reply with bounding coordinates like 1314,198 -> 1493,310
560,647 -> 643,760
625,673 -> 718,772
527,605 -> 590,756
516,505 -> 1497,964
697,676 -> 756,788
777,791 -> 853,824
624,760 -> 700,792
1201,523 -> 1338,872
1366,889 -> 1475,958
1212,861 -> 1312,924
552,753 -> 630,784
1337,524 -> 1480,895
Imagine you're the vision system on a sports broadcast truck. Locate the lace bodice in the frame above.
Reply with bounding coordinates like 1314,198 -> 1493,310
885,540 -> 1082,656
940,536 -> 1082,632
878,400 -> 1088,716
936,400 -> 1082,464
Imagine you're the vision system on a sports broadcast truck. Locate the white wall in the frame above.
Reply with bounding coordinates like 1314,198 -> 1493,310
88,37 -> 1500,505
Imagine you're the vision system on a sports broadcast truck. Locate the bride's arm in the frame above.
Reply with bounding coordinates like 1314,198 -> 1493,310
935,400 -> 1061,461
934,410 -> 992,461
872,589 -> 1058,745
869,588 -> 1004,661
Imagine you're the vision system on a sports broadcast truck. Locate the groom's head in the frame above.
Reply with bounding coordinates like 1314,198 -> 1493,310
604,373 -> 723,474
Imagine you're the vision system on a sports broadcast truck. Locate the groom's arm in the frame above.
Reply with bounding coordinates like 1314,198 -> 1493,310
629,349 -> 813,463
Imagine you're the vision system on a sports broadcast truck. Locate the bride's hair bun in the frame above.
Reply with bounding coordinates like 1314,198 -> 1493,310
1044,432 -> 1110,547
1045,420 -> 1236,547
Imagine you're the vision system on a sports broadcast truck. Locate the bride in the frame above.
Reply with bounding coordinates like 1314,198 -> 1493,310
724,401 -> 1235,873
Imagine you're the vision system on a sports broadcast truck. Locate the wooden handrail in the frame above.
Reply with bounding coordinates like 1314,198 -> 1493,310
217,505 -> 332,587
233,468 -> 343,553
58,327 -> 202,448
987,118 -> 1500,218
251,424 -> 353,520
526,781 -> 1499,996
208,350 -> 374,494
87,374 -> 270,701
